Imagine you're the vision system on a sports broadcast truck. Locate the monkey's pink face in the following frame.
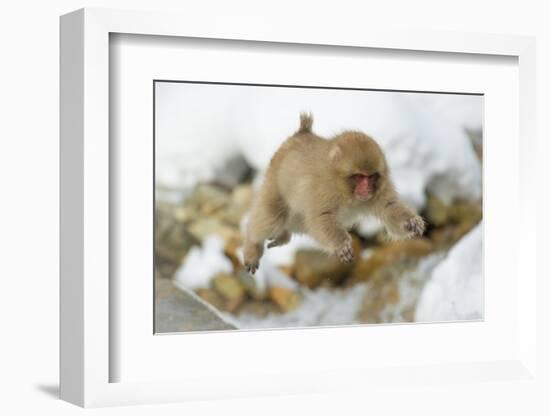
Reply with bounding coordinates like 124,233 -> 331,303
349,173 -> 380,201
330,131 -> 388,201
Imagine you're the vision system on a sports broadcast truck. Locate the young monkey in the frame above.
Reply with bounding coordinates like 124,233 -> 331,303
243,113 -> 425,274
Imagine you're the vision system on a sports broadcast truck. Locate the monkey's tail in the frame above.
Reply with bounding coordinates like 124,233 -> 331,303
297,112 -> 313,134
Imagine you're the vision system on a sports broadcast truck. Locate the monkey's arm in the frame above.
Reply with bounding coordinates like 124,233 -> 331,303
305,210 -> 354,263
375,196 -> 425,239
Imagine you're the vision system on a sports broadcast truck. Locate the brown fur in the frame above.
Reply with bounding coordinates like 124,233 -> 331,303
243,113 -> 425,273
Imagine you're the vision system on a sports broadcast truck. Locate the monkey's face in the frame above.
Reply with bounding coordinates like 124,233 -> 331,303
348,172 -> 381,201
330,132 -> 388,202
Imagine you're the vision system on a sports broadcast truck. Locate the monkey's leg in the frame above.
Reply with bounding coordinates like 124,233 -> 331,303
305,211 -> 354,263
243,193 -> 288,273
378,199 -> 425,239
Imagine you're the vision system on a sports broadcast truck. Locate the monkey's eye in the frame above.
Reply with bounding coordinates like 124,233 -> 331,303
348,174 -> 366,185
368,172 -> 380,189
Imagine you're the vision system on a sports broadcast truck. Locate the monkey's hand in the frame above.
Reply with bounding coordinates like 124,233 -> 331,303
336,239 -> 354,264
379,199 -> 426,240
403,214 -> 426,238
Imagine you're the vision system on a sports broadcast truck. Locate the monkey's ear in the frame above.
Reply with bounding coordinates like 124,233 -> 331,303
329,144 -> 343,161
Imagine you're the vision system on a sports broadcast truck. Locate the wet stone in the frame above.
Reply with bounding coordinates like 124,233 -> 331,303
237,270 -> 267,301
212,273 -> 246,312
294,249 -> 354,289
188,217 -> 240,243
269,286 -> 302,312
351,239 -> 434,283
155,278 -> 236,333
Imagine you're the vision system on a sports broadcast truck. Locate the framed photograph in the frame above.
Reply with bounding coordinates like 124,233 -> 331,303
60,8 -> 537,407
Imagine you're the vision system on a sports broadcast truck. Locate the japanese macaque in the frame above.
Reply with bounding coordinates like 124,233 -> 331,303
243,113 -> 425,274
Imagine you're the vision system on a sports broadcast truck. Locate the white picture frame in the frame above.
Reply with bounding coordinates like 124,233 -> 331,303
60,7 -> 537,407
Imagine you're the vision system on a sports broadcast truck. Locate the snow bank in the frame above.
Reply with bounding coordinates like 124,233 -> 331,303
415,223 -> 483,322
156,83 -> 482,209
173,235 -> 233,290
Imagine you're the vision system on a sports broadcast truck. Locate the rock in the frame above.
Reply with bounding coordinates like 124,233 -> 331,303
358,275 -> 401,324
424,193 -> 482,227
156,225 -> 200,263
236,300 -> 280,318
218,184 -> 254,227
196,288 -> 227,311
465,127 -> 483,161
155,202 -> 200,278
188,217 -> 240,243
173,206 -> 196,223
218,206 -> 245,228
351,239 -> 434,283
453,200 -> 482,225
155,275 -> 178,299
213,154 -> 254,189
424,194 -> 481,249
269,287 -> 302,312
155,280 -> 236,333
401,304 -> 416,322
357,247 -> 443,324
429,220 -> 477,249
278,264 -> 295,279
231,184 -> 254,208
155,201 -> 178,239
156,261 -> 181,280
237,270 -> 267,300
294,249 -> 355,289
212,273 -> 246,312
424,194 -> 449,227
224,235 -> 244,269
186,183 -> 230,215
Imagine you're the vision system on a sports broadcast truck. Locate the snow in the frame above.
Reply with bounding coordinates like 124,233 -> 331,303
231,284 -> 369,330
155,83 -> 482,211
173,235 -> 233,290
171,225 -> 482,329
158,83 -> 484,328
235,248 -> 299,295
257,234 -> 321,267
410,93 -> 483,133
415,223 -> 483,322
228,251 -> 444,329
225,241 -> 475,329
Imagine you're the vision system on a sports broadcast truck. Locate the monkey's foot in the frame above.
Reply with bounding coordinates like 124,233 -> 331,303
336,241 -> 354,264
244,260 -> 259,275
267,231 -> 291,249
404,215 -> 426,237
243,241 -> 264,275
